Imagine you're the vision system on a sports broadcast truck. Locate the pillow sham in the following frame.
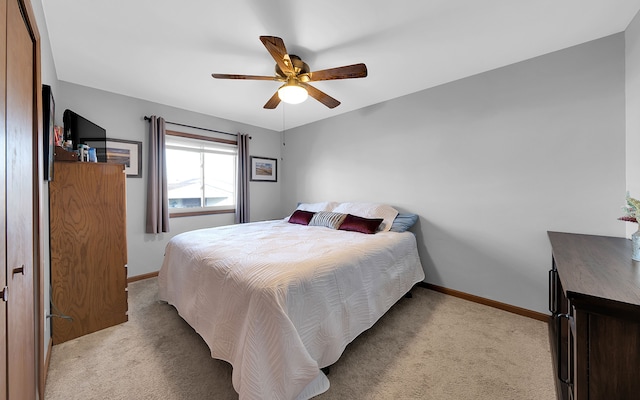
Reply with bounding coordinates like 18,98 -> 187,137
331,202 -> 398,232
389,213 -> 419,232
309,211 -> 347,230
338,214 -> 383,234
288,210 -> 315,225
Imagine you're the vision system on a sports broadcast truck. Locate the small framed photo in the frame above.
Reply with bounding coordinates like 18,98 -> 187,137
84,138 -> 142,178
250,156 -> 277,182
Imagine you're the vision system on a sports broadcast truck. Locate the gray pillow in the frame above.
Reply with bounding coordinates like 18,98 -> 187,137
309,211 -> 347,230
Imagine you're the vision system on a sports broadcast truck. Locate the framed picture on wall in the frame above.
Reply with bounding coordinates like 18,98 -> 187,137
84,138 -> 142,178
42,84 -> 54,181
250,156 -> 277,182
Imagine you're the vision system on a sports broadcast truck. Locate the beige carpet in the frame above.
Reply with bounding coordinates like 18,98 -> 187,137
45,278 -> 555,400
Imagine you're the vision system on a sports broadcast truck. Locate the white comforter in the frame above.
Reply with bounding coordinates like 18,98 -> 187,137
158,220 -> 425,400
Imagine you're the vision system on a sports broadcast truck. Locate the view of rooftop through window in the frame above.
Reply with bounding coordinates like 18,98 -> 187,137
166,134 -> 237,211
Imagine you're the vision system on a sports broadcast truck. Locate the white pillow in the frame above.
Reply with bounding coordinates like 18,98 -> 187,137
331,202 -> 398,232
284,201 -> 339,221
296,201 -> 339,212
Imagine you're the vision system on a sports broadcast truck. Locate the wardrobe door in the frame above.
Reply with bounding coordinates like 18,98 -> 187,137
5,0 -> 37,398
0,0 -> 6,398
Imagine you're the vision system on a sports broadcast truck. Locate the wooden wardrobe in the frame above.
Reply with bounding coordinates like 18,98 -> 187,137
49,161 -> 128,344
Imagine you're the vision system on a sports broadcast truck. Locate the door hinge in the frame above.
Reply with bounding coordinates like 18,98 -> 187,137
0,286 -> 7,302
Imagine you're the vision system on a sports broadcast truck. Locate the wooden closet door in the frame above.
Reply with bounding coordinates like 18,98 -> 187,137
0,0 -> 6,398
5,0 -> 36,398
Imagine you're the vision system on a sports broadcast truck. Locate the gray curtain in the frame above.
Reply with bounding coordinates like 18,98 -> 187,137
145,116 -> 170,233
235,133 -> 250,224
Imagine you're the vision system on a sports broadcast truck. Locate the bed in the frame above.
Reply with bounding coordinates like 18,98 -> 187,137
157,202 -> 425,399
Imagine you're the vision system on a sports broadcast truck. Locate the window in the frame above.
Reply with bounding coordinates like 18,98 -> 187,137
166,131 -> 237,216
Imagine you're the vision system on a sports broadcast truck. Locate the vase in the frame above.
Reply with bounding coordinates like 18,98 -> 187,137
633,226 -> 640,261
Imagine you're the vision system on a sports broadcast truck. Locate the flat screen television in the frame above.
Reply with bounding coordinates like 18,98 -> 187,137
63,109 -> 106,160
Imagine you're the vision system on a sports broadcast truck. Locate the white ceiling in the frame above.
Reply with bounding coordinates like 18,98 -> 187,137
42,0 -> 640,131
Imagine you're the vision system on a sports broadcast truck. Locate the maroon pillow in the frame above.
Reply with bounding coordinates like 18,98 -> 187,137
338,214 -> 383,234
288,210 -> 315,225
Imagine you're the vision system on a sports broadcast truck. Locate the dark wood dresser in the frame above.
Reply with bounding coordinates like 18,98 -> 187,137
548,231 -> 640,400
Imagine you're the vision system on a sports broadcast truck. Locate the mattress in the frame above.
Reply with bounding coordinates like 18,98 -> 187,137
158,219 -> 425,399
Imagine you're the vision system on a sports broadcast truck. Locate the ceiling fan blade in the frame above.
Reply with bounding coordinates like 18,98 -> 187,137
263,91 -> 281,109
259,36 -> 294,76
212,73 -> 279,81
304,63 -> 368,82
300,83 -> 340,109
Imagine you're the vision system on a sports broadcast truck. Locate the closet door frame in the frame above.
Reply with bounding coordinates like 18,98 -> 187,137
1,0 -> 43,398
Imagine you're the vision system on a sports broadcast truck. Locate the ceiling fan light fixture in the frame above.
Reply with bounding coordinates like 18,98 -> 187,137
278,81 -> 308,104
213,36 -> 367,109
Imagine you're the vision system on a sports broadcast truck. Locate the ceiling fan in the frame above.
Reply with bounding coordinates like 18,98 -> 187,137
212,36 -> 367,109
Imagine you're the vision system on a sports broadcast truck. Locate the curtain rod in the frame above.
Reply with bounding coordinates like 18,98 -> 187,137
143,116 -> 250,139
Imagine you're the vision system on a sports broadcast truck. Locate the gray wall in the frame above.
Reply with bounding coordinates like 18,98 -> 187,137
33,0 -> 58,368
627,10 -> 640,238
281,34 -> 626,314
